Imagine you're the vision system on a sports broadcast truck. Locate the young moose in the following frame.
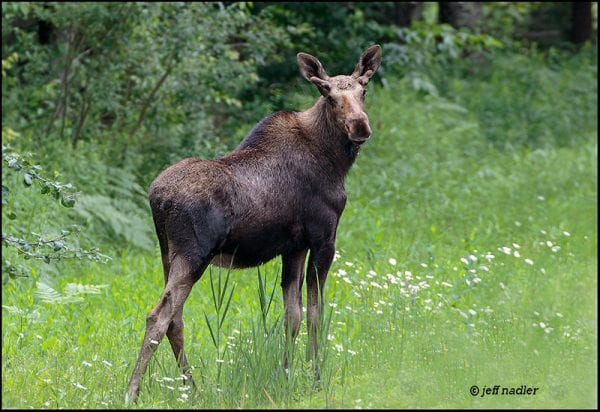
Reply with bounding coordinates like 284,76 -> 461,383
127,45 -> 382,402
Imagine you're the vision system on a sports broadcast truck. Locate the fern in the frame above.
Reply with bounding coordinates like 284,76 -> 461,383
35,281 -> 108,305
75,194 -> 155,251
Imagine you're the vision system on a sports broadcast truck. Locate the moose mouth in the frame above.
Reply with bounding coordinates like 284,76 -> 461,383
349,135 -> 370,145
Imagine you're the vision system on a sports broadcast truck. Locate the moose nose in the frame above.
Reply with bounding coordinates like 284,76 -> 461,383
345,113 -> 371,143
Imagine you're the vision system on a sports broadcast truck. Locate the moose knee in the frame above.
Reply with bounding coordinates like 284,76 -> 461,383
146,312 -> 159,328
167,318 -> 184,334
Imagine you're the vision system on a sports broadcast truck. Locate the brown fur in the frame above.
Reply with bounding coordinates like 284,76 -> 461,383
126,45 -> 382,402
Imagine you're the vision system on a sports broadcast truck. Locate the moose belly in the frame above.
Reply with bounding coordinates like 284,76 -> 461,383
211,222 -> 305,269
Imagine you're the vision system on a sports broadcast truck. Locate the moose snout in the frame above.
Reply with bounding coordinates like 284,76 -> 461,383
345,113 -> 371,143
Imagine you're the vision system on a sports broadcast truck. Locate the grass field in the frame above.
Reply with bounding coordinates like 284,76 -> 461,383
2,50 -> 597,408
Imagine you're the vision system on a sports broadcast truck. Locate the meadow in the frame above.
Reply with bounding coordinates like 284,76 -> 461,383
2,48 -> 597,409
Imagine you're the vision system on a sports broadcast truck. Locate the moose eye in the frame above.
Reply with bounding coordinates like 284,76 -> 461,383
327,95 -> 335,105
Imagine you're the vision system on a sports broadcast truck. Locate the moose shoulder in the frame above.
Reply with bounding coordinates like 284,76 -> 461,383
127,44 -> 382,403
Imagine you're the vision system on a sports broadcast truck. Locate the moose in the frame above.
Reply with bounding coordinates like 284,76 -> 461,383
127,44 -> 382,402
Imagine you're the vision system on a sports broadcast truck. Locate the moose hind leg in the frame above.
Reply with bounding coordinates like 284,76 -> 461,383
127,255 -> 206,403
166,307 -> 195,388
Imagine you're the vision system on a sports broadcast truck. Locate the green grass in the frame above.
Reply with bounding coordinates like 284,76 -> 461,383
2,51 -> 597,408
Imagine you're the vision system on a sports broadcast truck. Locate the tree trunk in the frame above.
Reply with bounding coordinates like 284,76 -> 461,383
438,2 -> 482,31
571,2 -> 593,45
366,2 -> 424,28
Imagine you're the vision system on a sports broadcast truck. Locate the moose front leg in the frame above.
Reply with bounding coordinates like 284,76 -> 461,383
306,240 -> 335,381
281,249 -> 308,373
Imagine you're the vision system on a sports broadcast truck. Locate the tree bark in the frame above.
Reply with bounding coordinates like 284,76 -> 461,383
128,65 -> 173,140
439,2 -> 482,31
72,99 -> 91,150
571,2 -> 593,45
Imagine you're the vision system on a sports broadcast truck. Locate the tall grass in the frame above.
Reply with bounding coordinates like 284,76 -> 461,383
2,50 -> 597,408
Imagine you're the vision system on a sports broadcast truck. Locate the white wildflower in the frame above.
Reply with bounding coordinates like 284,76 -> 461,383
524,258 -> 534,265
388,258 -> 397,266
73,382 -> 87,390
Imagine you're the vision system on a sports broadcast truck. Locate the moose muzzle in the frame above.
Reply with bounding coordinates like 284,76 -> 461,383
345,113 -> 371,143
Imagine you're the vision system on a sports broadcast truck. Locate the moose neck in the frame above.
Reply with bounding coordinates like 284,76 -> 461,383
299,97 -> 361,181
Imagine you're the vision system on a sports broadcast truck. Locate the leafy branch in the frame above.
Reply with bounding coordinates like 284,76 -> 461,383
1,136 -> 110,283
2,141 -> 77,209
2,228 -> 110,264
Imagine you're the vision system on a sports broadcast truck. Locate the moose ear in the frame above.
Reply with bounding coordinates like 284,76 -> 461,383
297,52 -> 331,96
352,45 -> 382,84
297,52 -> 330,81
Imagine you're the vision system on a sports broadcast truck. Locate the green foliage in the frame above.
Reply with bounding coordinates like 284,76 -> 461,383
2,141 -> 77,208
382,22 -> 504,96
450,45 -> 597,147
1,140 -> 109,283
1,2 -> 291,176
35,281 -> 108,305
75,194 -> 155,251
